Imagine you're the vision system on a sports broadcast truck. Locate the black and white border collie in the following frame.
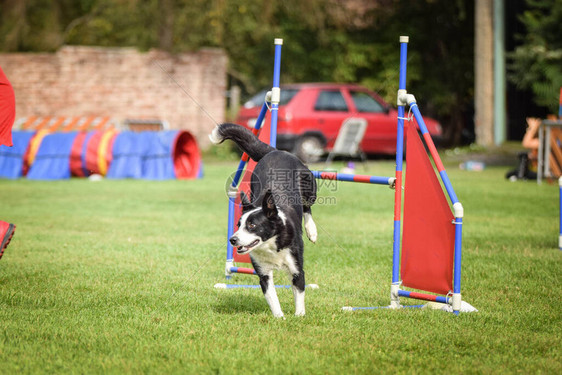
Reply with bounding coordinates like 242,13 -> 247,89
210,123 -> 317,318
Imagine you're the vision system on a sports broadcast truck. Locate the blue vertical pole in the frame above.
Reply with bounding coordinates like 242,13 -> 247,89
224,101 -> 269,279
559,88 -> 562,118
559,177 -> 562,250
453,216 -> 463,315
269,39 -> 283,148
224,39 -> 282,279
226,196 -> 236,279
390,36 -> 409,308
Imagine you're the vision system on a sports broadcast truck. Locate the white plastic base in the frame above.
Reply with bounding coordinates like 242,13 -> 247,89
452,293 -> 462,311
424,300 -> 478,313
390,284 -> 401,308
225,260 -> 234,277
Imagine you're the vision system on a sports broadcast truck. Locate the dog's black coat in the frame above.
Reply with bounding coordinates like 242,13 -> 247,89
211,123 -> 317,317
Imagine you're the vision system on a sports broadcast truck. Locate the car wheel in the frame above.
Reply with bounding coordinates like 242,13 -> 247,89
294,135 -> 325,163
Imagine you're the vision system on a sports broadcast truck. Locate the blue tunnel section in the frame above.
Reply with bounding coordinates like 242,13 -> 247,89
0,130 -> 202,180
27,132 -> 78,180
106,131 -> 145,179
0,131 -> 35,179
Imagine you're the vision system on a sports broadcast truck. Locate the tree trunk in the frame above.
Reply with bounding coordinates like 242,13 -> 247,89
158,0 -> 174,52
474,0 -> 494,146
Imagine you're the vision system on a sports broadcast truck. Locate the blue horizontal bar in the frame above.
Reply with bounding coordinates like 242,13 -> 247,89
345,305 -> 425,311
312,170 -> 392,185
398,290 -> 450,304
230,267 -> 257,275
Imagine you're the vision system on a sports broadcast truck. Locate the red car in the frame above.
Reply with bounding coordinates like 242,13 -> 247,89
236,83 -> 443,162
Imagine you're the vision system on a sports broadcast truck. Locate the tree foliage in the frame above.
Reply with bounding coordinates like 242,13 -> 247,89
0,0 -> 515,145
508,0 -> 562,113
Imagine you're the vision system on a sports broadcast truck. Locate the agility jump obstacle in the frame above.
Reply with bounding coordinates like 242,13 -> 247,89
215,36 -> 467,314
214,38 -> 301,289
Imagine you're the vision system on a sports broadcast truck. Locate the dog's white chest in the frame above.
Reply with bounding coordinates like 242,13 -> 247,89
250,241 -> 298,275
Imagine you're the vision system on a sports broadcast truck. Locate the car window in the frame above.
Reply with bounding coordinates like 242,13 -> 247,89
314,90 -> 348,112
350,91 -> 385,113
243,88 -> 299,108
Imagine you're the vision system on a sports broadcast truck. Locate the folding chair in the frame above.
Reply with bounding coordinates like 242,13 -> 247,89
325,117 -> 368,165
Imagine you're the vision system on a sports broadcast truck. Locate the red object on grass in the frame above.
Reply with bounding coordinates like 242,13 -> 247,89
401,124 -> 455,295
0,221 -> 15,260
172,131 -> 201,179
0,67 -> 16,147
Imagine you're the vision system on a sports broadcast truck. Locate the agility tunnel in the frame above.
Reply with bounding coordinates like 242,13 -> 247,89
68,130 -> 118,177
0,129 -> 201,180
27,130 -> 117,179
106,131 -> 144,179
215,36 -> 471,314
84,129 -> 118,176
140,130 -> 201,180
27,132 -> 79,180
0,131 -> 36,179
107,130 -> 201,180
69,131 -> 94,177
22,130 -> 50,176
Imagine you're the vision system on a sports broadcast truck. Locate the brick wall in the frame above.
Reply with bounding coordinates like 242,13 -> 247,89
0,46 -> 227,148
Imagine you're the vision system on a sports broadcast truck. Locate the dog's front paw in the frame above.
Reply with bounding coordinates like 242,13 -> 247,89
305,221 -> 317,243
294,310 -> 305,317
270,307 -> 285,319
304,213 -> 317,243
306,229 -> 317,243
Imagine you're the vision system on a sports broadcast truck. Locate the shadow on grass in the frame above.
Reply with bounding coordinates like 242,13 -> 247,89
212,291 -> 269,315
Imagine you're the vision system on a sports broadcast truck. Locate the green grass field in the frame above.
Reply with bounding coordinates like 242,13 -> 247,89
0,158 -> 560,374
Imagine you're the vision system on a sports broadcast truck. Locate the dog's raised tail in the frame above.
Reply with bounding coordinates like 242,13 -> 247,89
209,123 -> 275,162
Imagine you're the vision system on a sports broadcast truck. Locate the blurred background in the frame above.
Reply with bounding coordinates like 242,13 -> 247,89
0,0 -> 560,150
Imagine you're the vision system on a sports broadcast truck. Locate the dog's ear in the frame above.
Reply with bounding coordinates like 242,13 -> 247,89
239,191 -> 253,213
262,190 -> 278,219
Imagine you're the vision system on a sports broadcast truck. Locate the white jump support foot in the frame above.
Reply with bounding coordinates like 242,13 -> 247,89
452,293 -> 462,312
225,260 -> 234,278
390,283 -> 401,309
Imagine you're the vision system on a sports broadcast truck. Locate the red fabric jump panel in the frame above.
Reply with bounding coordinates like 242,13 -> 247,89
401,124 -> 454,295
